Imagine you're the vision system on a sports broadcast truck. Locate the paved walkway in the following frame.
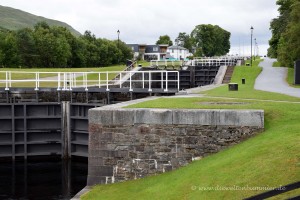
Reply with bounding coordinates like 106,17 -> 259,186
254,58 -> 300,97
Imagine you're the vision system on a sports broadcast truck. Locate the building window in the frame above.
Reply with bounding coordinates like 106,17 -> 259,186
172,49 -> 174,53
153,47 -> 158,52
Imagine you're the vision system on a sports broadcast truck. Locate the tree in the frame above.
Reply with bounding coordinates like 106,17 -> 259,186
2,32 -> 20,67
0,22 -> 133,68
268,0 -> 296,58
16,28 -> 38,68
191,24 -> 230,57
0,32 -> 6,66
277,1 -> 300,67
175,32 -> 193,52
156,35 -> 173,46
114,40 -> 133,63
33,22 -> 71,67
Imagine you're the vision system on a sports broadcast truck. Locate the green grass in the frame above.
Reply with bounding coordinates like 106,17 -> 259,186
272,61 -> 282,67
0,65 -> 126,88
203,59 -> 300,102
287,68 -> 300,88
84,98 -> 300,200
82,59 -> 300,200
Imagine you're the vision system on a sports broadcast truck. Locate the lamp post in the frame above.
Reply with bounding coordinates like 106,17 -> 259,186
250,26 -> 254,66
254,38 -> 256,61
255,39 -> 258,58
117,30 -> 120,65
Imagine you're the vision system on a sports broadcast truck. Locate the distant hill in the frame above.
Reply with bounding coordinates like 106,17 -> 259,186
0,5 -> 81,36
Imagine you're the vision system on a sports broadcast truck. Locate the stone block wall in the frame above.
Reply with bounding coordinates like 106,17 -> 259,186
87,108 -> 264,186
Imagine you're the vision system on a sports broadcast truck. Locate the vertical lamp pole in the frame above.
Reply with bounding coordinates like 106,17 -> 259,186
250,26 -> 254,66
117,29 -> 120,65
256,40 -> 258,57
254,38 -> 256,61
175,39 -> 178,61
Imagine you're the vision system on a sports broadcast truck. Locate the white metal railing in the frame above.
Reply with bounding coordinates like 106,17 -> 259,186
0,71 -> 180,92
150,60 -> 184,68
192,56 -> 243,67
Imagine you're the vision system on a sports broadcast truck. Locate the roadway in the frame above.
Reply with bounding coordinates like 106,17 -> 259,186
254,58 -> 300,98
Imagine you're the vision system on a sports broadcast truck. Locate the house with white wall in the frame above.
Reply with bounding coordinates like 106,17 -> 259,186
127,44 -> 192,61
127,44 -> 168,61
167,46 -> 191,60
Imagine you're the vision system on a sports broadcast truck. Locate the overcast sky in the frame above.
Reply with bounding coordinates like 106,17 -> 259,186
1,0 -> 279,55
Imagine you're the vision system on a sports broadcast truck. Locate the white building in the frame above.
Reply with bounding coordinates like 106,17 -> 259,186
167,46 -> 191,60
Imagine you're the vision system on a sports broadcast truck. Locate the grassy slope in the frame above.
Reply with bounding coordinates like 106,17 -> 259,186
287,68 -> 300,88
272,61 -> 281,67
0,5 -> 80,36
82,60 -> 300,199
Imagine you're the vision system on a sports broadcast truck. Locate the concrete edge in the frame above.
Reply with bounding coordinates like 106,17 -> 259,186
71,186 -> 92,200
214,65 -> 228,85
89,108 -> 264,128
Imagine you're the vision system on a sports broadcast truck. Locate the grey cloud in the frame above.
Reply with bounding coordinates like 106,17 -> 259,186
1,0 -> 279,55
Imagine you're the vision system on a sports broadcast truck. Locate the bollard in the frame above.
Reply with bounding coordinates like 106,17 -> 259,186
228,83 -> 238,91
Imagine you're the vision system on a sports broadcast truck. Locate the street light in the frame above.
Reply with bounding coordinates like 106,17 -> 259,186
175,39 -> 179,61
255,39 -> 258,57
117,30 -> 120,65
254,38 -> 256,61
250,26 -> 254,66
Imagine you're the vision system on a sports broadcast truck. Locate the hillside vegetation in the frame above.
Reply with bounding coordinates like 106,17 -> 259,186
268,0 -> 300,67
0,5 -> 80,36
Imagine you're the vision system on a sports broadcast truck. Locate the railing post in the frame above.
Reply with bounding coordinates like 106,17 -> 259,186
129,72 -> 133,91
161,71 -> 163,89
73,73 -> 77,88
98,73 -> 101,88
35,72 -> 39,91
177,71 -> 180,91
148,71 -> 152,92
57,72 -> 61,90
9,71 -> 11,88
164,71 -> 168,92
142,72 -> 145,89
5,71 -> 9,90
85,73 -> 88,91
69,73 -> 73,91
119,73 -> 122,88
106,71 -> 109,91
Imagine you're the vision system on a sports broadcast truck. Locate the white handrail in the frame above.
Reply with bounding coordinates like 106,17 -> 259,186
0,71 -> 180,92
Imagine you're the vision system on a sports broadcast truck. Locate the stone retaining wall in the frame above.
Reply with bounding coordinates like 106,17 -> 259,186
87,108 -> 264,185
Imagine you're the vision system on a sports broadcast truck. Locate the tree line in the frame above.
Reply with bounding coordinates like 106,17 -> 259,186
0,22 -> 133,68
156,24 -> 231,57
268,0 -> 300,67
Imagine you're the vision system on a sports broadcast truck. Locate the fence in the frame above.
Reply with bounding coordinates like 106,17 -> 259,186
0,71 -> 180,92
192,56 -> 244,67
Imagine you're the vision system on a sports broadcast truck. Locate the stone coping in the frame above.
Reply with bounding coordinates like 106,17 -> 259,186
89,108 -> 264,128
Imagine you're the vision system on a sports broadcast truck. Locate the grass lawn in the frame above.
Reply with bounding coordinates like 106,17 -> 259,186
272,61 -> 282,67
82,60 -> 300,200
287,68 -> 300,88
0,65 -> 126,88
